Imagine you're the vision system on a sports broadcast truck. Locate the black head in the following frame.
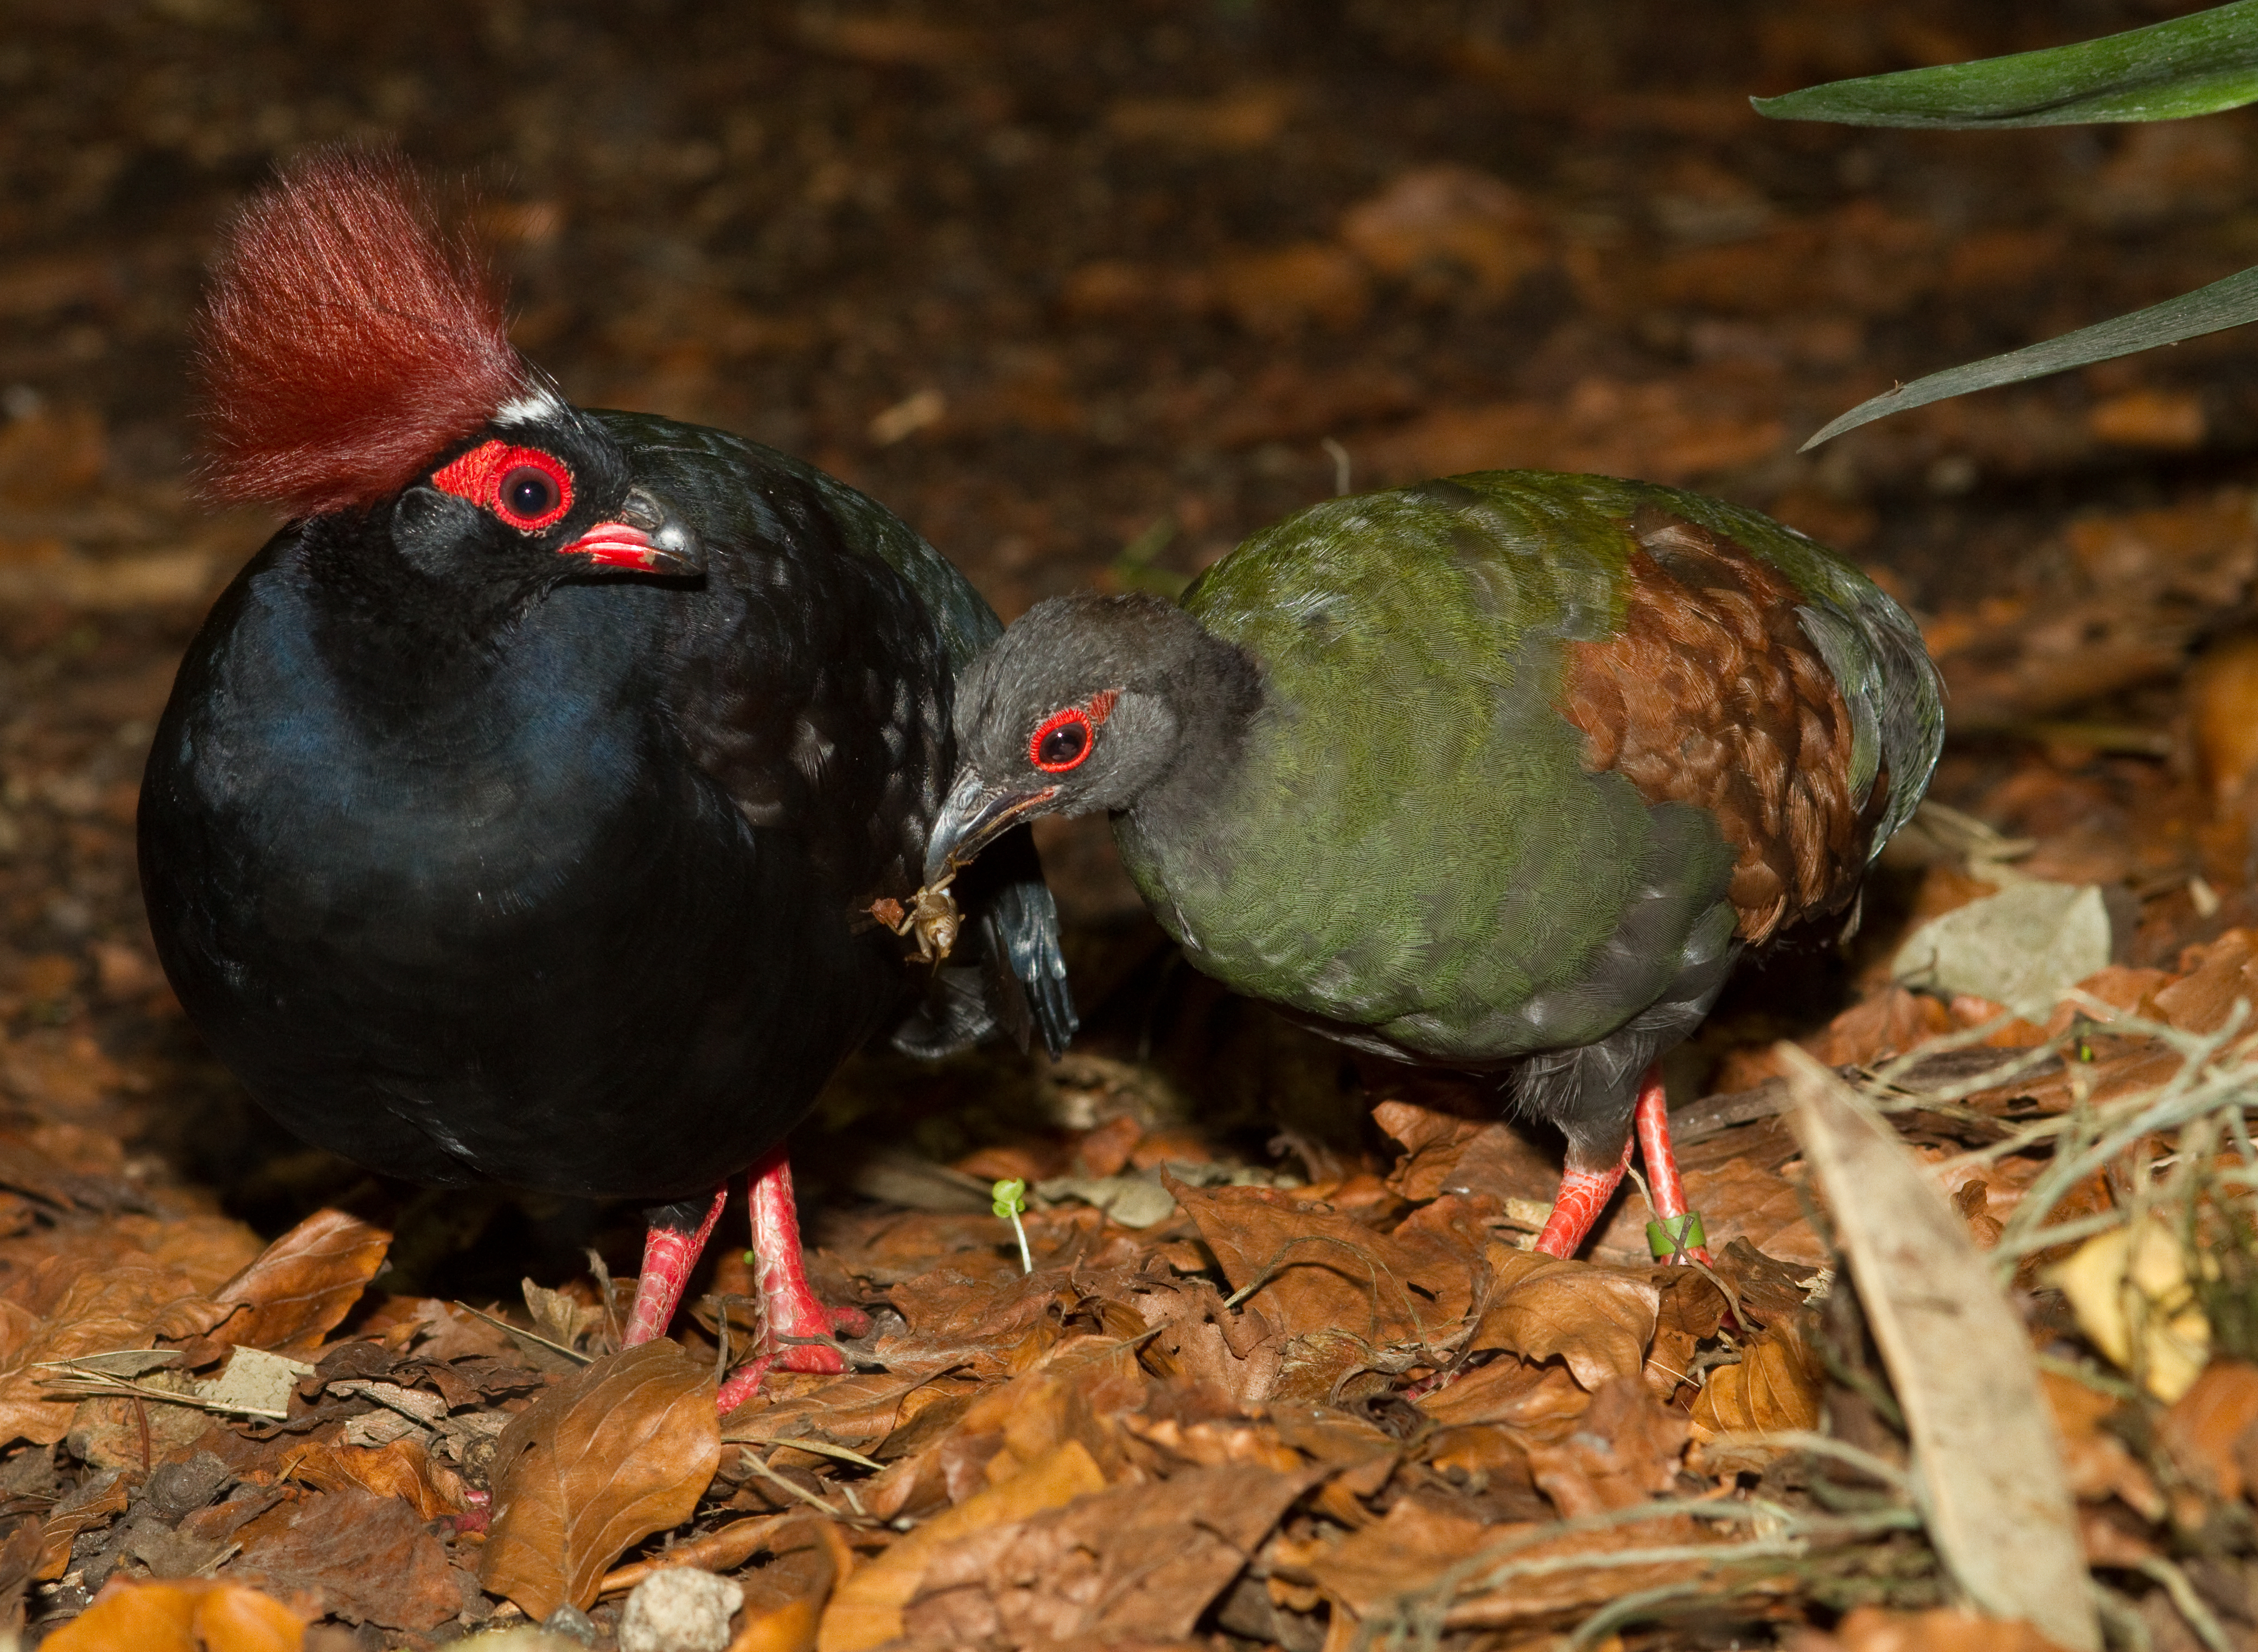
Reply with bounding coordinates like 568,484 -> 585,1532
924,592 -> 1258,882
385,390 -> 703,601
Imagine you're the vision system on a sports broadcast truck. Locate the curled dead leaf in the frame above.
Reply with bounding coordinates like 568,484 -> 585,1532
275,1435 -> 468,1522
203,1209 -> 391,1357
0,1266 -> 228,1447
479,1339 -> 720,1619
232,1485 -> 464,1632
1524,1375 -> 1688,1517
1689,1319 -> 1824,1441
819,1439 -> 1107,1652
1171,1179 -> 1479,1364
1466,1245 -> 1661,1391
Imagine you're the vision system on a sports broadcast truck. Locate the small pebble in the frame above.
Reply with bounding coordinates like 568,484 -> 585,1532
541,1602 -> 597,1645
618,1567 -> 745,1652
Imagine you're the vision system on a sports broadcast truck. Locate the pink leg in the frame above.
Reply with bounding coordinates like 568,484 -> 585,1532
621,1187 -> 725,1347
713,1147 -> 871,1412
1532,1132 -> 1634,1259
1634,1064 -> 1712,1266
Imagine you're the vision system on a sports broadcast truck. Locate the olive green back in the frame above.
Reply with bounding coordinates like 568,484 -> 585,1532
1113,470 -> 1939,1064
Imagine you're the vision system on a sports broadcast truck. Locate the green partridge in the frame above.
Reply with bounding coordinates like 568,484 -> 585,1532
926,471 -> 1943,1262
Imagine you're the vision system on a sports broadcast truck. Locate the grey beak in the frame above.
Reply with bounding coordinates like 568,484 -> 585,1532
923,767 -> 1059,884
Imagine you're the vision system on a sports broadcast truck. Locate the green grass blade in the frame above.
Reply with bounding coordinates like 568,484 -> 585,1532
1755,1 -> 2258,128
1801,261 -> 2258,449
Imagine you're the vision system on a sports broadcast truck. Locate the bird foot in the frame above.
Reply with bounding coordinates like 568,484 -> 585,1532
711,1293 -> 867,1410
741,1147 -> 871,1380
715,1356 -> 775,1415
766,1295 -> 872,1375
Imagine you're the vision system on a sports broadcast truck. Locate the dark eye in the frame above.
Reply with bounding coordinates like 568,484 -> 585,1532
501,465 -> 560,523
1030,707 -> 1094,773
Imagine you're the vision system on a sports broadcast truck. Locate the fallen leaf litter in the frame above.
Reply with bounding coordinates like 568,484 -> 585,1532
8,4 -> 2258,1649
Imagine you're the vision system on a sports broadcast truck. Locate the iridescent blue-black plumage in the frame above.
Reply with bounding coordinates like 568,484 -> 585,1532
143,151 -> 1072,1378
141,410 -> 1071,1204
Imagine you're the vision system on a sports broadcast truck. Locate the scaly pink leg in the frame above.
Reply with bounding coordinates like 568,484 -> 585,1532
1634,1063 -> 1712,1266
621,1187 -> 726,1347
1532,1132 -> 1634,1259
714,1147 -> 871,1412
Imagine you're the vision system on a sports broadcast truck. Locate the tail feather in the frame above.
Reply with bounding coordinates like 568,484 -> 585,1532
981,871 -> 1077,1059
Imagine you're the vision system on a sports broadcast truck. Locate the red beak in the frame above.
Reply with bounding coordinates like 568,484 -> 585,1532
560,486 -> 703,576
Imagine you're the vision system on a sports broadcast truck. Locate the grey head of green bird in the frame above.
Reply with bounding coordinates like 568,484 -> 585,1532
924,591 -> 1261,884
926,469 -> 1944,1262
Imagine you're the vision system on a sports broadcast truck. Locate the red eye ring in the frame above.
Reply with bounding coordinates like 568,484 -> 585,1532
1030,706 -> 1095,773
431,441 -> 575,532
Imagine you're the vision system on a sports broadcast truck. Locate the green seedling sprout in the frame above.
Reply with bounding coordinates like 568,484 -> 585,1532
992,1178 -> 1032,1273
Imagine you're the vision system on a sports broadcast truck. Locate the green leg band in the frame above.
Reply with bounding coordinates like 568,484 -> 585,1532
1647,1210 -> 1706,1260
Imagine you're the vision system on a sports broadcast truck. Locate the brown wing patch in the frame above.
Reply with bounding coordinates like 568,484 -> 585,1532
1560,505 -> 1869,944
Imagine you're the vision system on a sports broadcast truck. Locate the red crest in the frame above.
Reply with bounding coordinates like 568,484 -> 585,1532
194,148 -> 532,517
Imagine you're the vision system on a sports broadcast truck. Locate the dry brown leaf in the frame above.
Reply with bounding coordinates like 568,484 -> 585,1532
232,1485 -> 463,1631
926,1334 -> 1144,1494
897,1461 -> 1315,1647
188,1583 -> 310,1652
2158,1358 -> 2258,1501
726,1371 -> 969,1452
1172,1179 -> 1479,1356
37,1467 -> 127,1580
1690,1320 -> 1824,1440
730,1517 -> 854,1652
1525,1375 -> 1688,1518
1339,164 -> 1546,296
1106,82 -> 1294,148
66,1389 -> 213,1471
2189,634 -> 2258,802
1125,1277 -> 1283,1407
2040,1372 -> 2164,1521
1466,1245 -> 1660,1391
202,1210 -> 391,1357
479,1338 -> 720,1619
598,1513 -> 791,1596
42,1577 -> 311,1652
1372,1101 -> 1489,1201
1827,1603 -> 2084,1651
1303,1502 -> 1721,1630
1366,377 -> 1784,487
1416,1354 -> 1589,1433
1268,1494 -> 1495,1622
274,1435 -> 467,1522
0,1266 -> 228,1447
0,1132 -> 124,1211
0,1213 -> 258,1320
819,1439 -> 1108,1652
2149,929 -> 2258,1035
885,1265 -> 1068,1350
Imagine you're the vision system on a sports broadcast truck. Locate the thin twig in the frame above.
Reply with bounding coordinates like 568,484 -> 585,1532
736,1447 -> 876,1526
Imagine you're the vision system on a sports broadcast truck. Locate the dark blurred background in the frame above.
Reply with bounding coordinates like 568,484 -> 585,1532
3,0 -> 2254,1286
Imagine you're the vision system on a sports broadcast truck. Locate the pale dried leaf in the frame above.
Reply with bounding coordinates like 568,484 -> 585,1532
1782,1047 -> 2098,1652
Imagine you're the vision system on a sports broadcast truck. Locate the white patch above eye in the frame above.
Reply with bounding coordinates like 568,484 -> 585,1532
494,391 -> 565,426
